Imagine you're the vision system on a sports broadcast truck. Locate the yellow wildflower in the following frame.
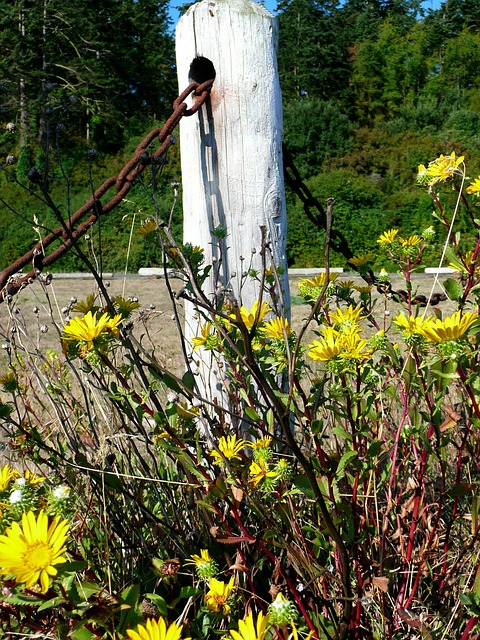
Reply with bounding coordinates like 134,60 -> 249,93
191,322 -> 215,350
425,151 -> 464,185
249,458 -> 277,487
338,280 -> 355,289
400,235 -> 422,247
0,510 -> 69,593
448,251 -> 480,275
229,611 -> 270,640
184,549 -> 218,579
237,301 -> 271,331
353,285 -> 373,294
308,327 -> 372,363
261,317 -> 292,340
210,435 -> 248,464
24,469 -> 46,485
416,311 -> 478,343
252,436 -> 272,450
467,177 -> 480,195
62,311 -> 122,349
307,327 -> 343,362
347,254 -> 374,267
185,549 -> 213,567
393,313 -> 434,337
378,229 -> 400,245
126,618 -> 190,640
205,576 -> 235,614
299,272 -> 338,289
329,304 -> 366,328
0,464 -> 20,492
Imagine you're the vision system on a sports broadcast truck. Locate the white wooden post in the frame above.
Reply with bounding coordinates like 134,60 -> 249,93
176,0 -> 289,406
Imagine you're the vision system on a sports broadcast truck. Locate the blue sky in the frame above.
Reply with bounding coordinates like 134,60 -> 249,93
170,0 -> 443,26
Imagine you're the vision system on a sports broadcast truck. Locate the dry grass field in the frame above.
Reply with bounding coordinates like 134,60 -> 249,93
0,270 -> 455,378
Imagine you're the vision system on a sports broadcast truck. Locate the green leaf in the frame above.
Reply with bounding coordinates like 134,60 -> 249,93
117,583 -> 141,636
182,371 -> 195,391
331,427 -> 352,442
244,406 -> 261,423
293,474 -> 315,499
38,596 -> 66,612
367,440 -> 382,458
69,626 -> 96,640
145,593 -> 168,617
443,277 -> 463,302
337,450 -> 358,474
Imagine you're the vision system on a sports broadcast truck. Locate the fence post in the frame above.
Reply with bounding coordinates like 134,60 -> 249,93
176,0 -> 289,407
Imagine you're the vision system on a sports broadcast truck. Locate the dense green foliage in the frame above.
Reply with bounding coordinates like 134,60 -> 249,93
1,0 -> 480,270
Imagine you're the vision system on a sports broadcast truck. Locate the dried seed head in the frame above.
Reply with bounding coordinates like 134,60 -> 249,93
27,167 -> 44,183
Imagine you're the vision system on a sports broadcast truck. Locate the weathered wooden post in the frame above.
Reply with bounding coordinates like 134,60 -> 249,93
176,0 -> 289,405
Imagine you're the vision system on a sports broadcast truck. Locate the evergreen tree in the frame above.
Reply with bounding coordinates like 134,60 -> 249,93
277,0 -> 349,101
0,0 -> 175,149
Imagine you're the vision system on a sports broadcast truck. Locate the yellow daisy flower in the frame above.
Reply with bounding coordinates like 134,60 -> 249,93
229,611 -> 271,640
191,322 -> 215,350
249,459 -> 277,487
416,311 -> 478,343
126,617 -> 190,640
252,436 -> 272,451
347,254 -> 374,267
62,311 -> 123,349
308,327 -> 372,362
210,435 -> 248,464
184,548 -> 217,580
467,177 -> 480,195
24,469 -> 46,485
425,151 -> 464,185
308,328 -> 343,362
448,251 -> 480,275
261,317 -> 292,340
0,510 -> 69,593
329,304 -> 366,328
400,235 -> 422,247
337,280 -> 355,289
205,577 -> 235,614
393,313 -> 434,337
0,464 -> 20,492
353,285 -> 373,294
298,272 -> 338,289
185,549 -> 213,567
377,229 -> 400,245
237,301 -> 272,331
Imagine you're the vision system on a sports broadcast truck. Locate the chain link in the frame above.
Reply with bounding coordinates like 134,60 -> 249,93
0,80 -> 214,303
283,144 -> 447,307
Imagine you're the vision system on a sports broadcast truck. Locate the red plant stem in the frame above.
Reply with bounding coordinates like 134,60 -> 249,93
458,366 -> 480,420
231,504 -> 320,636
396,353 -> 438,609
460,616 -> 479,640
440,418 -> 474,592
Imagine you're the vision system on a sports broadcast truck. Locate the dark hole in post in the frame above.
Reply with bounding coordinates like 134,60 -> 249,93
189,57 -> 216,84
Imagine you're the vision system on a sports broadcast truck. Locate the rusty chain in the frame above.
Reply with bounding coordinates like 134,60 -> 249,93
282,144 -> 447,307
0,79 -> 214,304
